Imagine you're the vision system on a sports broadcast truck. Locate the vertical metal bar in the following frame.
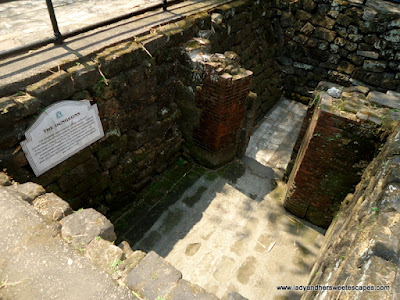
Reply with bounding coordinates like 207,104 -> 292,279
45,0 -> 63,43
163,0 -> 167,11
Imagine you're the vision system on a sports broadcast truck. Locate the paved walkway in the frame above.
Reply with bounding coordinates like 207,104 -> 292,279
0,185 -> 135,300
134,99 -> 326,300
0,0 -> 230,97
0,0 -> 160,51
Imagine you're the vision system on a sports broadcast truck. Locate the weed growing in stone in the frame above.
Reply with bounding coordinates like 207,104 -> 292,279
370,207 -> 379,213
0,278 -> 22,289
110,259 -> 122,273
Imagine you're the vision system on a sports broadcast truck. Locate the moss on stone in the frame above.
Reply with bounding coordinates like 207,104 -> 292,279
183,186 -> 208,208
159,208 -> 184,234
205,172 -> 219,181
217,159 -> 246,184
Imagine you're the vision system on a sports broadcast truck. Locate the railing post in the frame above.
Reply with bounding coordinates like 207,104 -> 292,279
163,0 -> 167,11
45,0 -> 63,43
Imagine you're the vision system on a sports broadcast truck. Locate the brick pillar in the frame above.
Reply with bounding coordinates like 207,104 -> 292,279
284,92 -> 380,228
192,60 -> 253,167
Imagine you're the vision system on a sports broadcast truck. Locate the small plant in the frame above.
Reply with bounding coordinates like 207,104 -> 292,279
177,157 -> 185,167
327,137 -> 335,142
371,207 -> 379,213
95,236 -> 101,240
0,279 -> 22,289
93,76 -> 107,96
131,291 -> 145,300
110,259 -> 123,273
313,133 -> 321,137
156,297 -> 166,300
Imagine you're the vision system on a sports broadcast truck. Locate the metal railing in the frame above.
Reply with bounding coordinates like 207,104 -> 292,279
0,0 -> 181,60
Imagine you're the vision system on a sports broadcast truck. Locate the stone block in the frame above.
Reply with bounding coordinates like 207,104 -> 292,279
303,0 -> 315,12
33,192 -> 73,221
367,91 -> 400,109
363,72 -> 382,86
57,156 -> 100,193
167,279 -> 219,300
222,291 -> 249,300
0,172 -> 11,186
336,14 -> 352,27
26,71 -> 76,106
384,29 -> 400,43
387,90 -> 400,98
293,62 -> 313,70
363,60 -> 387,72
300,22 -> 315,35
0,94 -> 41,125
5,182 -> 46,203
96,42 -> 146,78
313,27 -> 336,42
362,8 -> 377,21
60,208 -> 117,247
85,237 -> 123,276
67,61 -> 101,91
296,10 -> 311,21
119,250 -> 146,279
337,61 -> 355,75
280,11 -> 294,28
125,251 -> 182,299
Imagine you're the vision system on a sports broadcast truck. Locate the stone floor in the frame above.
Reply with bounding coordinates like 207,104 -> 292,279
0,0 -> 160,51
133,99 -> 326,300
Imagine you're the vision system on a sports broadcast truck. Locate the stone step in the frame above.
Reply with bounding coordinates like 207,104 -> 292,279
245,98 -> 307,177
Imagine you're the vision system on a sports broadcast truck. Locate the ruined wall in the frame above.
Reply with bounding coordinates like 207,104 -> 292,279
271,0 -> 400,101
210,0 -> 283,122
284,80 -> 400,228
302,125 -> 400,299
0,0 -> 281,214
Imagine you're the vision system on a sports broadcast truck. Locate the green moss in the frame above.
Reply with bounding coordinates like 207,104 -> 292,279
217,160 -> 246,184
183,186 -> 208,207
205,172 -> 219,181
159,209 -> 184,234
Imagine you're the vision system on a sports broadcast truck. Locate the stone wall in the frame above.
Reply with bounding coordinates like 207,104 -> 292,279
271,0 -> 400,101
0,41 -> 182,213
302,124 -> 400,299
0,0 -> 281,214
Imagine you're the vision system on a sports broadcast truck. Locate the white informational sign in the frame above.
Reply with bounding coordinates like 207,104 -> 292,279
21,100 -> 104,177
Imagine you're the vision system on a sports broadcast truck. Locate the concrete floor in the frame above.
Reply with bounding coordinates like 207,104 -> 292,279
0,0 -> 160,51
134,99 -> 326,300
